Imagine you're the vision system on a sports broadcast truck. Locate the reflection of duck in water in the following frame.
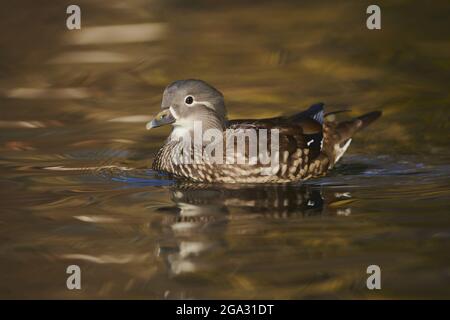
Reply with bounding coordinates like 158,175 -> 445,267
147,79 -> 381,183
156,184 -> 331,276
157,184 -> 326,222
169,183 -> 325,217
156,184 -> 355,279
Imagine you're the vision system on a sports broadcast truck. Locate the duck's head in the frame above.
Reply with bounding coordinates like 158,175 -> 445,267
146,79 -> 227,140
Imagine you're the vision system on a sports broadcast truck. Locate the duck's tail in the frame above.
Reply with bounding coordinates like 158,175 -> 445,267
332,110 -> 382,144
323,110 -> 382,166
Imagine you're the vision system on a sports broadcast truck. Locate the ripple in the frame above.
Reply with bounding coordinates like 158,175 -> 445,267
60,253 -> 151,264
4,87 -> 91,99
66,23 -> 167,45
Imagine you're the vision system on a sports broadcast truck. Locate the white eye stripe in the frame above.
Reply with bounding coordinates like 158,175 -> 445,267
191,100 -> 214,110
184,95 -> 214,110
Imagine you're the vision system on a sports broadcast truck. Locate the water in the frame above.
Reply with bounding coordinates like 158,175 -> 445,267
0,0 -> 449,299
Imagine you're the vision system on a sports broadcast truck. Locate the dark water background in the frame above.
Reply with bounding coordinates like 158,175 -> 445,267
0,0 -> 449,298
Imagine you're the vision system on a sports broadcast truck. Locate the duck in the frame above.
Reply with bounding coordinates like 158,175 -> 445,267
146,79 -> 381,183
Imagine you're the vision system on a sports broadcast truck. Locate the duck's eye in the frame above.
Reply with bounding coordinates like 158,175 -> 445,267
185,95 -> 194,105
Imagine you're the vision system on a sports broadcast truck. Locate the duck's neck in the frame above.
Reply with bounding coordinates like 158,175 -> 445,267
169,126 -> 192,142
168,116 -> 225,144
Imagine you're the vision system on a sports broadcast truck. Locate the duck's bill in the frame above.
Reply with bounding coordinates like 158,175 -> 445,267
146,109 -> 175,129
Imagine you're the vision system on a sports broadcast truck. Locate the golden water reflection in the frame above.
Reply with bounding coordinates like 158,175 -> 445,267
0,0 -> 449,298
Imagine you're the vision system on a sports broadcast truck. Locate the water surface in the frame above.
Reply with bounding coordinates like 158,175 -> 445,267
0,0 -> 449,299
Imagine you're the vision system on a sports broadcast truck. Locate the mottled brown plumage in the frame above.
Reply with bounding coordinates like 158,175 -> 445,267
148,79 -> 381,183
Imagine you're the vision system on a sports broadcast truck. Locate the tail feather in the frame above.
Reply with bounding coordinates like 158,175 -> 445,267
323,110 -> 382,167
334,110 -> 382,143
324,109 -> 351,118
355,111 -> 382,130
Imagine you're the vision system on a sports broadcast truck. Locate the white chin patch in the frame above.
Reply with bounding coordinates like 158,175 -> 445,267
170,127 -> 191,141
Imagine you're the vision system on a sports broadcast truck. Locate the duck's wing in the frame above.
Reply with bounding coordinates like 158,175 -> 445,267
226,102 -> 324,127
225,103 -> 325,158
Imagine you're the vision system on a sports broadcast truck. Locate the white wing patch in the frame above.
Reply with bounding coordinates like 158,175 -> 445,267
334,139 -> 352,163
307,137 -> 324,150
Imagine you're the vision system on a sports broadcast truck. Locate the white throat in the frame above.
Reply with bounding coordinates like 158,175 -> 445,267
169,125 -> 192,141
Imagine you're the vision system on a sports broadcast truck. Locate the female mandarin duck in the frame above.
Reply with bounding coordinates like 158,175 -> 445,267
146,79 -> 381,183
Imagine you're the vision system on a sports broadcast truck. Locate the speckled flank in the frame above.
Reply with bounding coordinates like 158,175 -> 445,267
154,128 -> 334,184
